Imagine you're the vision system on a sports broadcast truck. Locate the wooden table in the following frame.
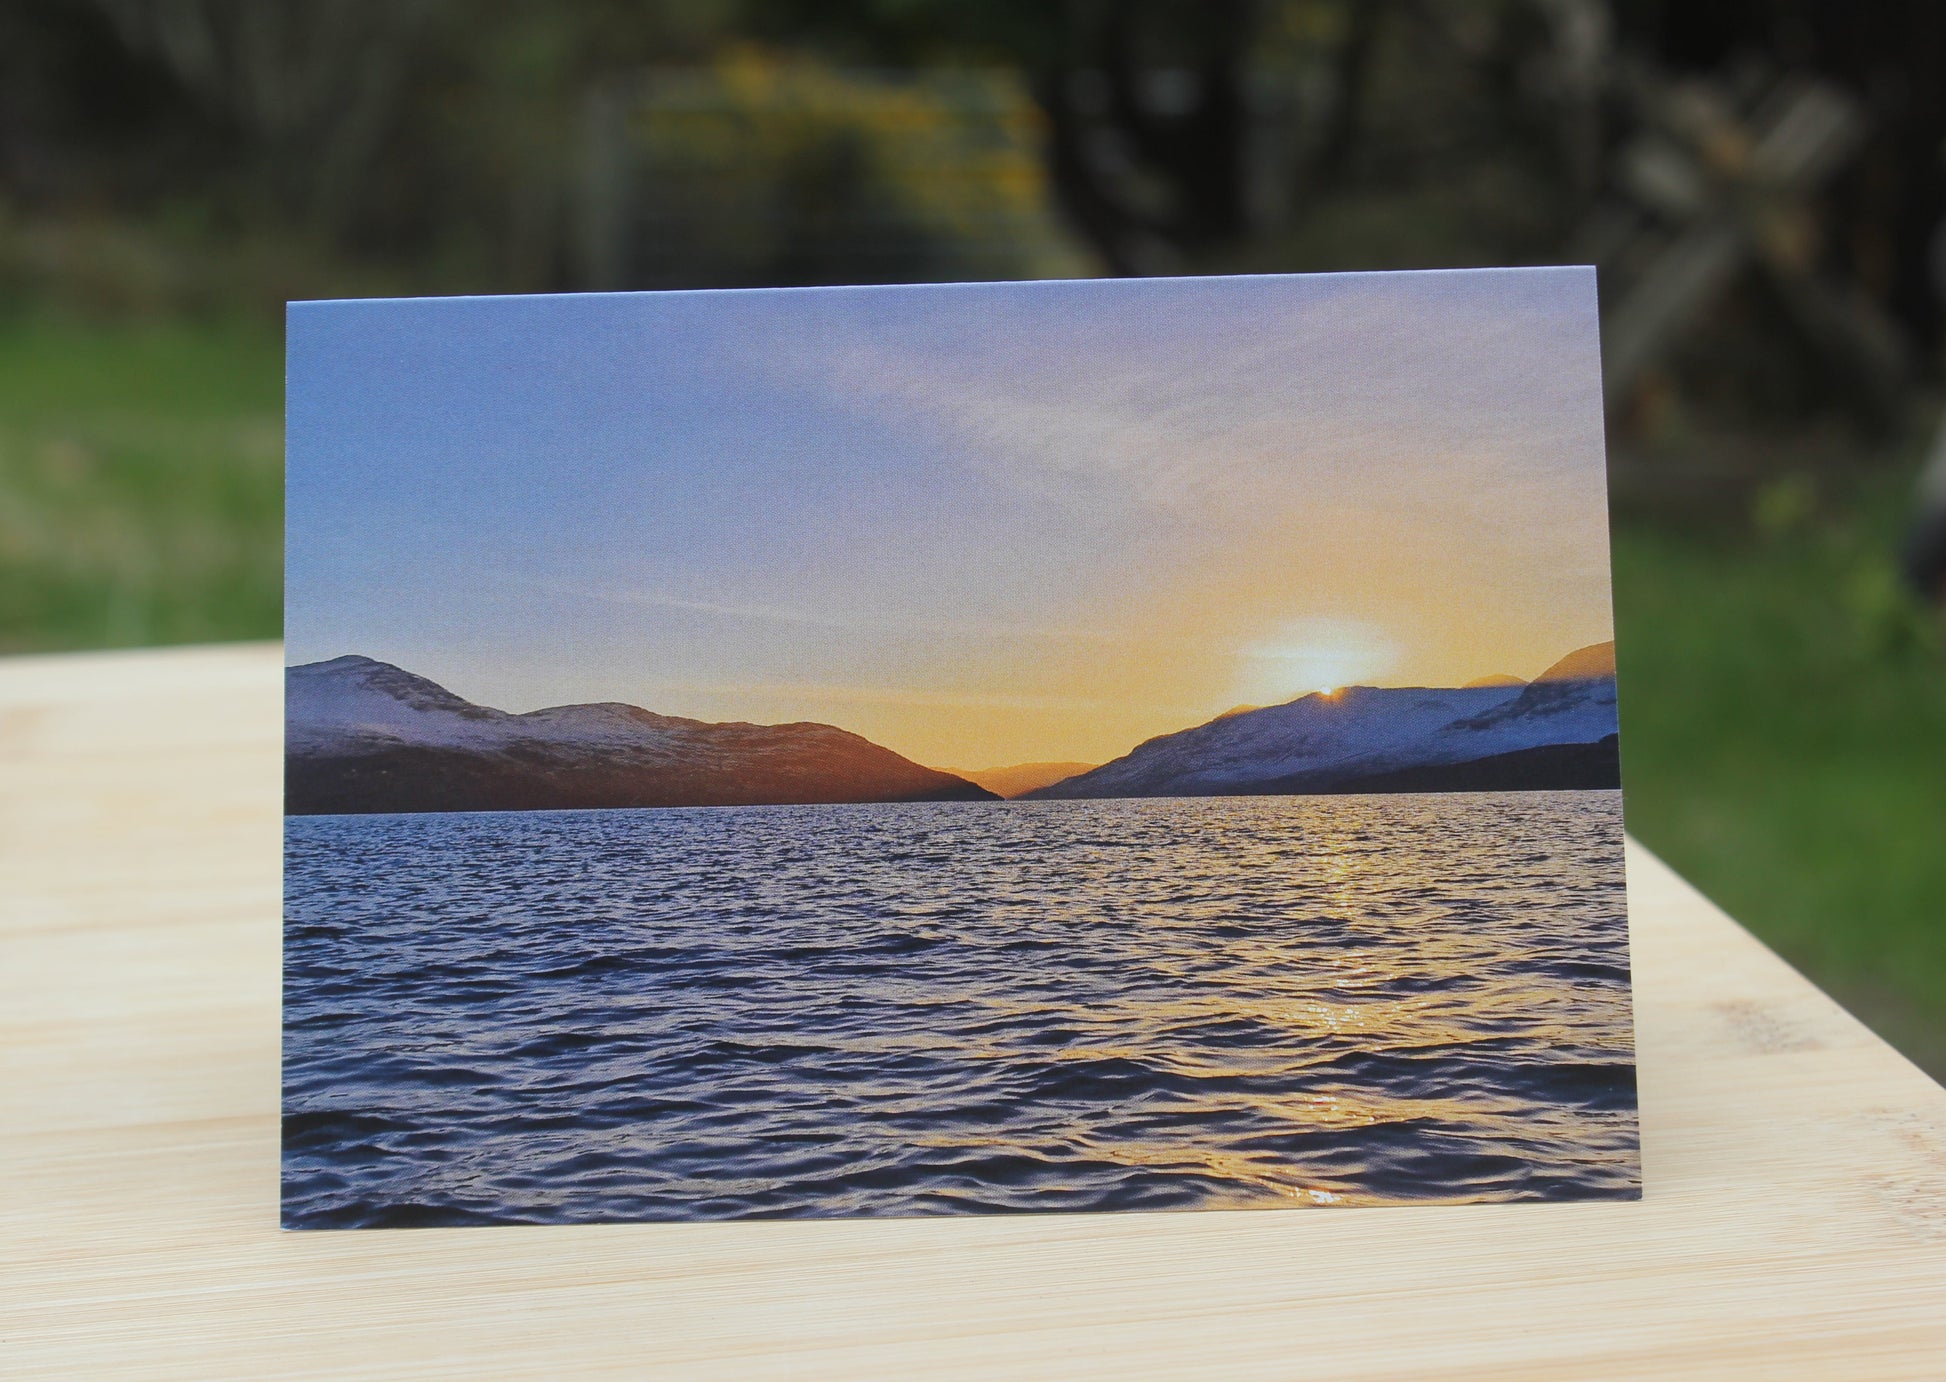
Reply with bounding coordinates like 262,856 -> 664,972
5,643 -> 1945,1379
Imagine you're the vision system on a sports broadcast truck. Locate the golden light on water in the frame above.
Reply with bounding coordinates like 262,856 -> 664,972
283,791 -> 1638,1218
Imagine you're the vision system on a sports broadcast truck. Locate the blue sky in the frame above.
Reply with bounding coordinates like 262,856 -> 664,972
286,268 -> 1614,767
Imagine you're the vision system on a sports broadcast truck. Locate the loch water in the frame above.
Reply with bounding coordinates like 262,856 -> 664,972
282,791 -> 1638,1226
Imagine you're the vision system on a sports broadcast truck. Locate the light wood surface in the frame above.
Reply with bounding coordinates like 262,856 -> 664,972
5,642 -> 1945,1379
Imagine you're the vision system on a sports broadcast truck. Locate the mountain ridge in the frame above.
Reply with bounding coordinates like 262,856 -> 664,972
1027,641 -> 1619,801
285,656 -> 997,814
1535,640 -> 1617,681
287,641 -> 1621,814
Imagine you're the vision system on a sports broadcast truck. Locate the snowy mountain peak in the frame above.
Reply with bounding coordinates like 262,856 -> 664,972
287,656 -> 513,755
284,656 -> 996,814
1030,643 -> 1619,800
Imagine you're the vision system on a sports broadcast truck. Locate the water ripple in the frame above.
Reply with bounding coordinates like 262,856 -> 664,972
282,791 -> 1637,1225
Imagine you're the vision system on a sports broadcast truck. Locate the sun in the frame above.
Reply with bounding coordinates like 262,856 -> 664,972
1235,618 -> 1398,706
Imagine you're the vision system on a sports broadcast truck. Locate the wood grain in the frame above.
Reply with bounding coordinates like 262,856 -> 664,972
4,643 -> 1944,1379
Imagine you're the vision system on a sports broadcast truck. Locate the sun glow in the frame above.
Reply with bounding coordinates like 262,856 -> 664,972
1235,618 -> 1399,707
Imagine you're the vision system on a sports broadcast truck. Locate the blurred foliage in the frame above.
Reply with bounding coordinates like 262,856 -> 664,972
0,314 -> 279,651
1615,467 -> 1946,1076
588,51 -> 1092,288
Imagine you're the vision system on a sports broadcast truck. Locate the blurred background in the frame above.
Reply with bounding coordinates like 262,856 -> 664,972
3,0 -> 1943,1074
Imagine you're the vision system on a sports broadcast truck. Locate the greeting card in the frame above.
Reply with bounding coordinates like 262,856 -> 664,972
283,269 -> 1635,1226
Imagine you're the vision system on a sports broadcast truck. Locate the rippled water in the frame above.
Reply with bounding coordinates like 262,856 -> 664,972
282,791 -> 1637,1226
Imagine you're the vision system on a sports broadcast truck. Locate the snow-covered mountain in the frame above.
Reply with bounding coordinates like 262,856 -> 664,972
285,655 -> 997,815
1030,642 -> 1620,799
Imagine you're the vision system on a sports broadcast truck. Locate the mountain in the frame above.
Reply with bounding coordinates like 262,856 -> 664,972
1027,643 -> 1619,801
286,656 -> 998,815
1463,673 -> 1527,688
946,761 -> 1098,798
1535,640 -> 1616,681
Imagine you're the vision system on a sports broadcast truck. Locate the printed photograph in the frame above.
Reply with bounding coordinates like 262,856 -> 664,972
282,268 -> 1637,1227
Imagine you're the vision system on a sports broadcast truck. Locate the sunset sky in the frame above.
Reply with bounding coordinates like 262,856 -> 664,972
286,268 -> 1614,769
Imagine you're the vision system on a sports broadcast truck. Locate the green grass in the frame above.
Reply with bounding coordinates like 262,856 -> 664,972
1613,478 -> 1946,1076
1,313 -> 1941,1075
0,315 -> 282,652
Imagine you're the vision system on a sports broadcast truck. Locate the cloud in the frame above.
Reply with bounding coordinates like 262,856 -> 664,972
629,676 -> 1127,715
534,577 -> 1134,647
748,270 -> 1607,536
